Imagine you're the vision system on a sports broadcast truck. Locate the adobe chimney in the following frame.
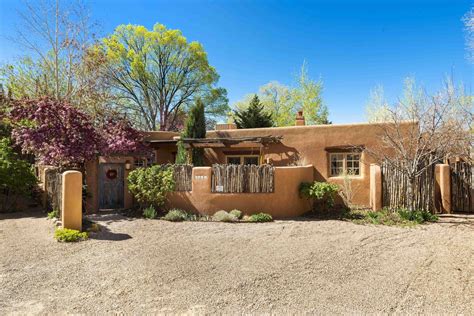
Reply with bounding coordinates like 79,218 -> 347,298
215,123 -> 237,130
295,110 -> 305,126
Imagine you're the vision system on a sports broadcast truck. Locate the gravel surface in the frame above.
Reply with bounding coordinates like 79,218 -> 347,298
1,211 -> 473,314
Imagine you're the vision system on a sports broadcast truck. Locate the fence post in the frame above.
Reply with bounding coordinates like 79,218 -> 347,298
370,164 -> 382,211
435,164 -> 451,214
61,171 -> 83,231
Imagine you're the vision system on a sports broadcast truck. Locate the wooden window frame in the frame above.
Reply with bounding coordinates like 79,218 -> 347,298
329,152 -> 361,177
226,155 -> 260,165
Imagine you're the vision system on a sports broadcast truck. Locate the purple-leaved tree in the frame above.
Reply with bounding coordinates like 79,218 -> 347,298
9,97 -> 148,169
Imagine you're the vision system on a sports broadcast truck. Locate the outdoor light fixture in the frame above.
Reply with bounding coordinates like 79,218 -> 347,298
125,160 -> 132,170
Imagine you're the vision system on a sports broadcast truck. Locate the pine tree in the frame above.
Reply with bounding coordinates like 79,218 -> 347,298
176,98 -> 206,165
234,95 -> 273,128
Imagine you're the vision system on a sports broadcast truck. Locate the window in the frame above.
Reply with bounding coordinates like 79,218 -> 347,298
226,155 -> 260,165
330,153 -> 361,176
134,157 -> 146,168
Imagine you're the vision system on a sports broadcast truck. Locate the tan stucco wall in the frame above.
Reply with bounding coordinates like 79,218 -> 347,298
61,171 -> 82,231
200,122 -> 407,207
166,165 -> 314,218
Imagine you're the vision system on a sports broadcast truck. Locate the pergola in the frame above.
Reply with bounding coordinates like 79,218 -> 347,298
180,135 -> 282,149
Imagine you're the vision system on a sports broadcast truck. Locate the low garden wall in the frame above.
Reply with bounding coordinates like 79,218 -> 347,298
166,165 -> 314,218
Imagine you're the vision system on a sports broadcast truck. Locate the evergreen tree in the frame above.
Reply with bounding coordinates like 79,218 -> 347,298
176,98 -> 206,165
234,95 -> 273,128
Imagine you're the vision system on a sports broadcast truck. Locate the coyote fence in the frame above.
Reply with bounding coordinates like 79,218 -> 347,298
211,164 -> 274,193
381,160 -> 437,213
45,168 -> 63,217
450,161 -> 472,213
171,164 -> 193,191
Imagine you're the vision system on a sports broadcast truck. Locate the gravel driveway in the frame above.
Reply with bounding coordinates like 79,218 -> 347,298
1,211 -> 473,314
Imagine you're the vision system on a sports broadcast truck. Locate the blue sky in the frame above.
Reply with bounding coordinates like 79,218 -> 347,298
0,0 -> 472,123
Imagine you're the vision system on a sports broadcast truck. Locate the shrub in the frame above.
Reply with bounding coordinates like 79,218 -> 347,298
0,138 -> 37,212
213,210 -> 238,222
248,213 -> 273,222
398,208 -> 438,224
163,209 -> 188,222
143,206 -> 157,219
229,209 -> 243,219
127,165 -> 175,209
299,181 -> 339,212
54,228 -> 88,242
47,209 -> 59,219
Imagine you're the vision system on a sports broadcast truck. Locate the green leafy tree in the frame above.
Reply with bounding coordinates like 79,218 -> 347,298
230,63 -> 329,126
0,138 -> 37,212
234,95 -> 274,128
96,23 -> 228,131
127,165 -> 175,209
182,98 -> 206,165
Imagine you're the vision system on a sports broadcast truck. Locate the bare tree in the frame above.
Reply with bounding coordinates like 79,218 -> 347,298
4,0 -> 99,105
366,78 -> 472,210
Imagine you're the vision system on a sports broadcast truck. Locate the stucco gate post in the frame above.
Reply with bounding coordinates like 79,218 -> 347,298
369,164 -> 382,211
61,170 -> 83,231
435,164 -> 451,214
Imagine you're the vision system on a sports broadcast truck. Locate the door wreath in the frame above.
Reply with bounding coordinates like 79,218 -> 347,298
106,169 -> 117,180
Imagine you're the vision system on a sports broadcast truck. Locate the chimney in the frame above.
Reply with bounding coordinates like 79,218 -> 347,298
295,110 -> 305,126
215,123 -> 237,130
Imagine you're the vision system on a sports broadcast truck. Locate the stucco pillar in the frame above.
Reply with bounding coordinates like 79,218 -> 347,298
61,171 -> 83,231
370,164 -> 382,211
191,167 -> 212,194
41,167 -> 52,208
435,164 -> 451,214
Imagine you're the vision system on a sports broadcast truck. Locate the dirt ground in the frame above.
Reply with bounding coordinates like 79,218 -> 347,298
1,211 -> 473,314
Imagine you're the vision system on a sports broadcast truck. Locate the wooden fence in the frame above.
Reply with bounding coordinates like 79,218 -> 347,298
211,164 -> 274,193
450,161 -> 472,213
381,160 -> 437,213
44,168 -> 63,216
172,164 -> 193,191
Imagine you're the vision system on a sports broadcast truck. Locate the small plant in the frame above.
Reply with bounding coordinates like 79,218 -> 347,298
143,206 -> 157,219
47,209 -> 59,219
248,213 -> 273,222
54,228 -> 88,242
299,181 -> 339,212
213,210 -> 238,222
229,209 -> 243,219
163,209 -> 188,222
398,208 -> 438,223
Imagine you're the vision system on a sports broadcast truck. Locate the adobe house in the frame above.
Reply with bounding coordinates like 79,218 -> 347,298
84,111 -> 412,217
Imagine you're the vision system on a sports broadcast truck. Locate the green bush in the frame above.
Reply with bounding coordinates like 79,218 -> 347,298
229,209 -> 243,219
127,165 -> 175,209
54,228 -> 88,242
398,208 -> 438,223
143,206 -> 157,219
248,213 -> 273,222
47,209 -> 59,219
213,210 -> 238,222
299,181 -> 339,211
0,138 -> 37,212
163,209 -> 188,222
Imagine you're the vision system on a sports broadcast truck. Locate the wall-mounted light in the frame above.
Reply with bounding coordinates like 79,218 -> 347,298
125,160 -> 132,170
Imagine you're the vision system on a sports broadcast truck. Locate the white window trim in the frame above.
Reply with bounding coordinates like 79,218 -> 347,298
226,155 -> 260,165
329,152 -> 362,178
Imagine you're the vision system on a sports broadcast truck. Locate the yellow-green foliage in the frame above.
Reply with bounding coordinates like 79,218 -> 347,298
127,165 -> 175,208
229,209 -> 243,219
248,213 -> 273,222
54,228 -> 88,242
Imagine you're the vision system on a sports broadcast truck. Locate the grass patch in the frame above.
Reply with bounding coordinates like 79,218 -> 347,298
343,208 -> 438,226
54,228 -> 88,242
143,206 -> 157,219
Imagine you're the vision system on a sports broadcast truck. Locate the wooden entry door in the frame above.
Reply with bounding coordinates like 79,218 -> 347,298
99,163 -> 124,210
